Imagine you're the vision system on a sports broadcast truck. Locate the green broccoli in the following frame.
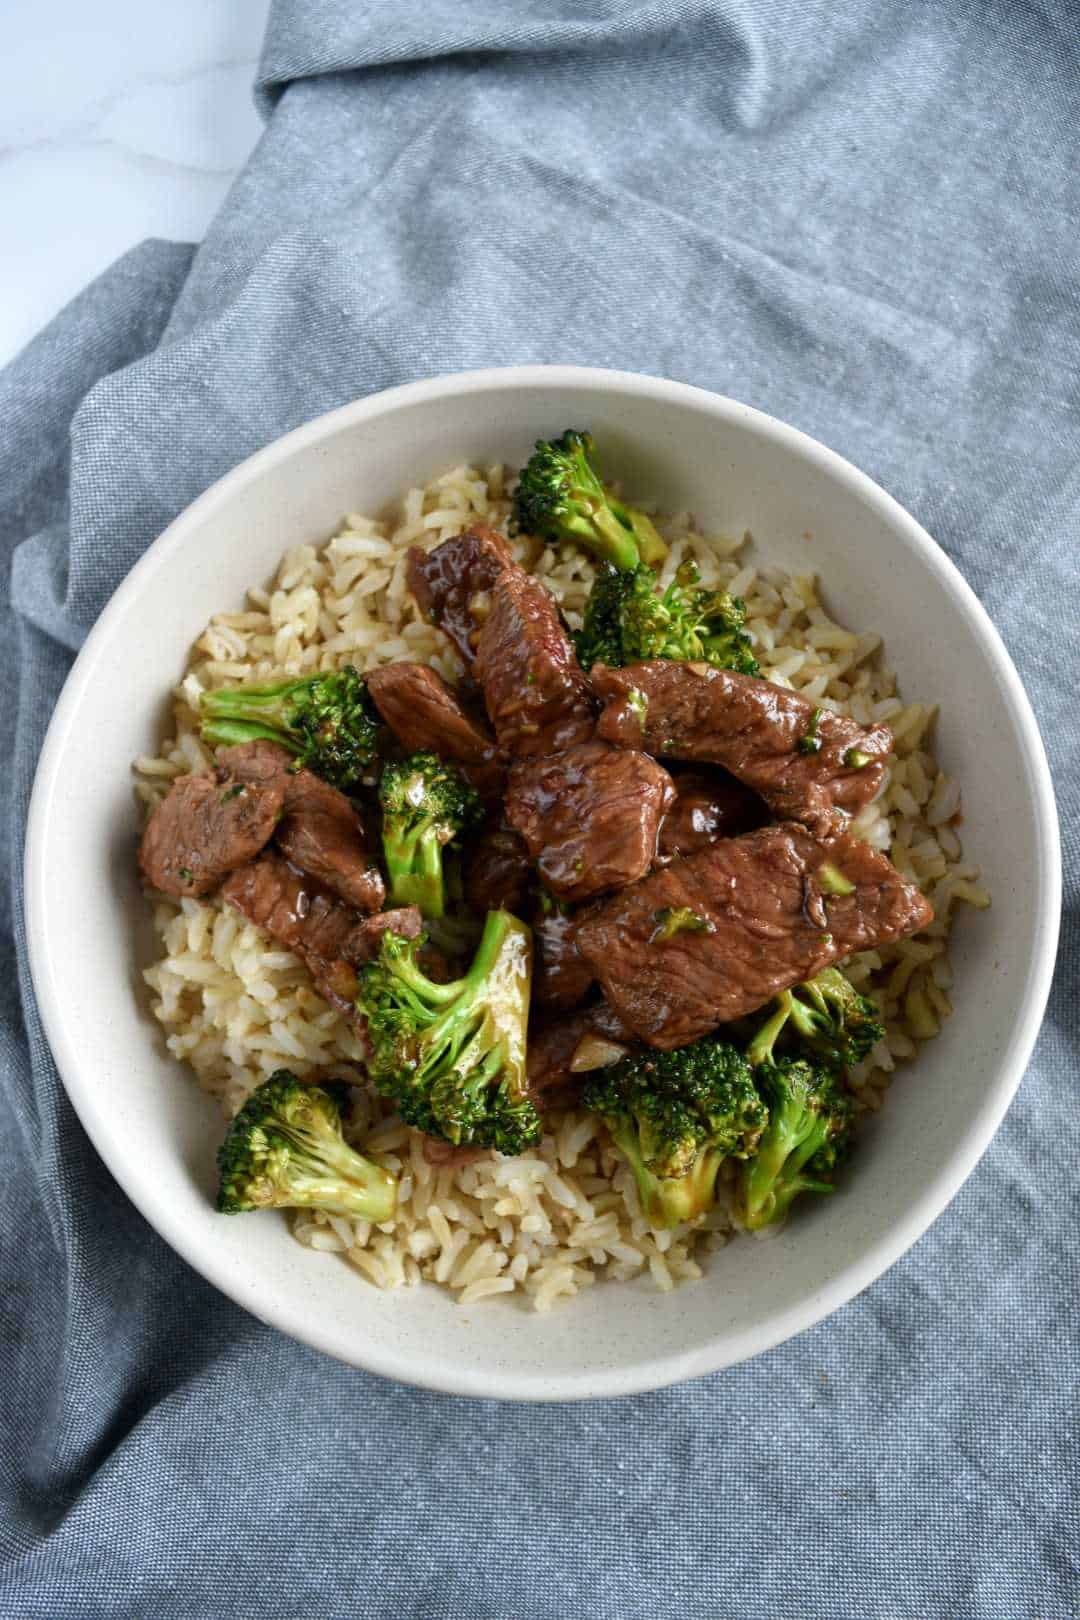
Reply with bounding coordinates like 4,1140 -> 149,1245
357,909 -> 538,1154
572,560 -> 639,669
582,1036 -> 767,1228
732,1057 -> 852,1230
575,560 -> 758,675
378,752 -> 482,919
747,967 -> 884,1070
796,706 -> 824,755
650,906 -> 715,942
200,665 -> 379,789
512,429 -> 667,570
216,1070 -> 397,1221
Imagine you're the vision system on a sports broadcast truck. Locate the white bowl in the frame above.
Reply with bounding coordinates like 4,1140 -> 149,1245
25,366 -> 1060,1399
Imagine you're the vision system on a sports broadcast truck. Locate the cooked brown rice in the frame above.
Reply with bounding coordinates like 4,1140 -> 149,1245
136,464 -> 989,1312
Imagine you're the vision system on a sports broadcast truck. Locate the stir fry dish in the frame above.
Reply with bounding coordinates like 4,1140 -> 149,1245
136,430 -> 979,1305
135,427 -> 990,1302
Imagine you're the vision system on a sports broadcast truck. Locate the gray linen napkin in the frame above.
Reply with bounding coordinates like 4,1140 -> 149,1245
1,3 -> 1077,1616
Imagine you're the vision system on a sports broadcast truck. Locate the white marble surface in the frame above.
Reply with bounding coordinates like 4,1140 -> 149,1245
1,0 -> 272,367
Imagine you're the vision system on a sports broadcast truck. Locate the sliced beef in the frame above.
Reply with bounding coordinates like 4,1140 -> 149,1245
593,660 -> 891,836
216,738 -> 384,913
525,1003 -> 635,1101
364,662 -> 506,802
575,823 -> 933,1050
221,854 -> 419,1013
505,740 -> 675,903
277,778 -> 383,913
463,816 -> 532,915
475,568 -> 595,757
221,851 -> 360,1011
406,524 -> 514,666
657,769 -> 767,863
213,737 -> 291,789
138,770 -> 283,898
532,906 -> 595,1012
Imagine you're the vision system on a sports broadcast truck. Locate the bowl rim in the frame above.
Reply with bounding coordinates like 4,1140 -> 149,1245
24,364 -> 1062,1399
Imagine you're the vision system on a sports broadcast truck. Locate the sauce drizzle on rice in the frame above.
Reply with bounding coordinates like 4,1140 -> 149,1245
136,464 -> 989,1311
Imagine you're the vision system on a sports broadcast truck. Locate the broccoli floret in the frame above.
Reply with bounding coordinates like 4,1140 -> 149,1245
575,561 -> 758,675
733,1057 -> 852,1230
378,752 -> 482,920
512,430 -> 667,570
200,665 -> 379,789
575,562 -> 663,670
216,1070 -> 397,1221
358,909 -> 538,1154
748,967 -> 884,1070
582,1036 -> 767,1228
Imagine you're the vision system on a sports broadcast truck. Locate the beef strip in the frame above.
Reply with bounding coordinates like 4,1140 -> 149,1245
525,1003 -> 635,1101
505,739 -> 675,903
138,770 -> 283,898
532,907 -> 595,1012
364,662 -> 506,802
406,524 -> 514,666
222,851 -> 360,1010
575,823 -> 933,1049
592,660 -> 892,836
276,795 -> 384,914
463,815 -> 533,914
657,768 -> 767,863
475,567 -> 595,757
216,739 -> 384,912
213,737 -> 292,789
221,851 -> 419,1013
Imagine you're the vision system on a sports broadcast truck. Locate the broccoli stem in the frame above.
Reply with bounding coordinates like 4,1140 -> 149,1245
253,1126 -> 398,1221
569,500 -> 641,572
200,717 -> 302,754
748,990 -> 832,1063
385,826 -> 449,918
201,682 -> 299,727
738,1113 -> 834,1230
747,993 -> 794,1068
417,910 -> 528,1072
378,753 -> 481,922
610,1117 -> 722,1229
374,930 -> 464,1010
464,906 -> 523,983
607,497 -> 668,567
379,908 -> 528,1057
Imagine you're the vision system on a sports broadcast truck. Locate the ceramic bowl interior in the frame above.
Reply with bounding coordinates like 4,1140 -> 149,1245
25,367 -> 1060,1399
